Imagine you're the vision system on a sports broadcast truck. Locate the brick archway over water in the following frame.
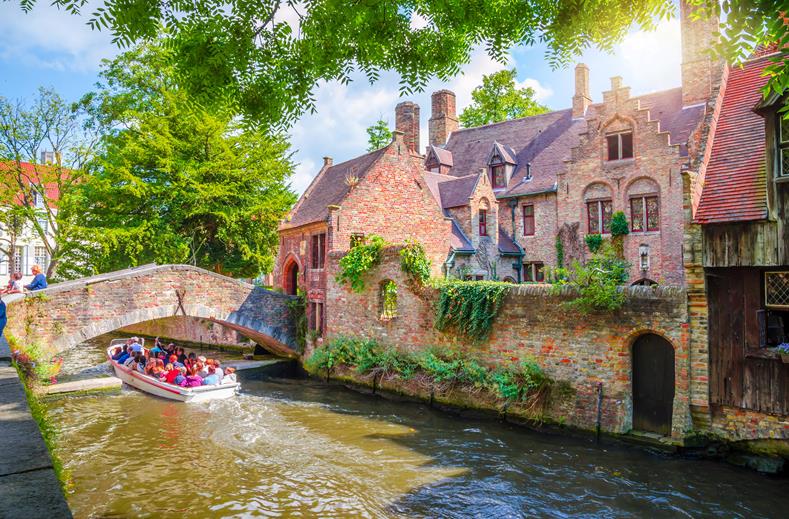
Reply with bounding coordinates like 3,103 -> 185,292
1,264 -> 300,358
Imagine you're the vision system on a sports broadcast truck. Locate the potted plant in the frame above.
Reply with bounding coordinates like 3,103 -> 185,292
777,343 -> 789,364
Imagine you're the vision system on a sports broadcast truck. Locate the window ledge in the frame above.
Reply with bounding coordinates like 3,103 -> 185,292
603,158 -> 635,168
774,176 -> 789,184
745,348 -> 781,360
630,230 -> 661,236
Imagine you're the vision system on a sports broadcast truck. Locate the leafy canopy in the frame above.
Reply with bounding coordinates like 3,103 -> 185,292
73,42 -> 296,277
8,0 -> 683,127
365,118 -> 392,151
459,69 -> 549,127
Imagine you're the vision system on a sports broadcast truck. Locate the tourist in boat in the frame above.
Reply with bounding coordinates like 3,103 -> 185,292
177,347 -> 187,364
196,360 -> 208,378
169,354 -> 183,369
150,339 -> 163,357
162,363 -> 179,384
174,366 -> 187,386
214,359 -> 224,381
202,366 -> 220,385
23,264 -> 48,291
221,367 -> 237,385
184,366 -> 203,387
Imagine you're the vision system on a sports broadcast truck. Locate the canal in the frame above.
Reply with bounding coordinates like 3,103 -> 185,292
47,334 -> 787,518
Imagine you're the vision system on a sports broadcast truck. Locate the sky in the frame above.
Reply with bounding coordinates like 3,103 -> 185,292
0,2 -> 683,195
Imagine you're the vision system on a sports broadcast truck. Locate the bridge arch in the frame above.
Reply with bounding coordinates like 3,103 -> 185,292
2,264 -> 300,358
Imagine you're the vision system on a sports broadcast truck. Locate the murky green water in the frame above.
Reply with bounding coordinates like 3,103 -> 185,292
47,334 -> 787,518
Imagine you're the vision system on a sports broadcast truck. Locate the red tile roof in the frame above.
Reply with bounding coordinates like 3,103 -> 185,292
284,149 -> 386,228
695,57 -> 772,224
0,161 -> 62,204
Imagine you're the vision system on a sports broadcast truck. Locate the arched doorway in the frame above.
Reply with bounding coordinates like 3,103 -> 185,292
284,260 -> 299,295
632,333 -> 675,436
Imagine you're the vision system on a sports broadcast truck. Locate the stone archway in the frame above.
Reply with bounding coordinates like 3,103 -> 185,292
283,258 -> 300,296
631,333 -> 675,436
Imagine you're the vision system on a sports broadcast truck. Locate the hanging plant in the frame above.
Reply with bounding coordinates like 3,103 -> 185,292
610,211 -> 629,259
336,235 -> 386,292
399,239 -> 431,285
434,280 -> 509,342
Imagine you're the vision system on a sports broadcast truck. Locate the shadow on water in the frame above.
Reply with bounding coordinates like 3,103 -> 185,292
47,332 -> 789,518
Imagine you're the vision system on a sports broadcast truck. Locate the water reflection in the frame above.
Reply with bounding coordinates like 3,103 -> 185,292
47,336 -> 788,518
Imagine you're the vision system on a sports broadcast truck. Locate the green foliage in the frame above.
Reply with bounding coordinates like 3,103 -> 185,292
380,279 -> 398,319
287,290 -> 308,352
434,280 -> 509,342
73,41 -> 296,278
610,211 -> 629,237
305,337 -> 553,402
552,242 -> 630,314
459,69 -> 549,127
366,118 -> 392,151
555,235 -> 565,269
336,235 -> 385,292
399,239 -> 431,285
585,233 -> 603,253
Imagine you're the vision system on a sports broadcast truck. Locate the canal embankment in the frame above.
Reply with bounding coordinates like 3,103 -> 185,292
0,336 -> 72,519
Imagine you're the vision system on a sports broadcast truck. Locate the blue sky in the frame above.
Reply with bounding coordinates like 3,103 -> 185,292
0,2 -> 683,194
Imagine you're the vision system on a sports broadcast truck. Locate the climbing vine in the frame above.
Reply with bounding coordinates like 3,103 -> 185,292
399,239 -> 431,285
286,289 -> 308,352
555,234 -> 564,268
380,280 -> 398,319
434,280 -> 509,342
336,235 -> 385,292
610,211 -> 629,259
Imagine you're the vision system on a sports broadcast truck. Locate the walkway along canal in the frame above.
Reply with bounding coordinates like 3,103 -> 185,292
42,333 -> 788,518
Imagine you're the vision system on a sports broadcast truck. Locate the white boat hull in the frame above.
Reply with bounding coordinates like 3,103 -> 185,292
107,344 -> 239,402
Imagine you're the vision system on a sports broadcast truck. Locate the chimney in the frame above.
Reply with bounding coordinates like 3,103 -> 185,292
395,101 -> 420,154
323,156 -> 333,167
572,63 -> 591,118
429,90 -> 458,146
680,0 -> 719,106
40,151 -> 55,164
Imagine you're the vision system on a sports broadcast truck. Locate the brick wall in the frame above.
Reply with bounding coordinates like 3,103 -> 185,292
120,316 -> 248,347
325,249 -> 693,437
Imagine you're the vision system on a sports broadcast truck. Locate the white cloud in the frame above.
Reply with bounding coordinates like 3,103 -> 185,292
0,1 -> 116,72
516,78 -> 553,103
615,18 -> 681,94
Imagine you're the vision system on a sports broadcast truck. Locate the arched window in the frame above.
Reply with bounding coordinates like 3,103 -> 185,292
502,276 -> 516,284
627,178 -> 660,232
379,279 -> 398,319
583,183 -> 613,234
478,198 -> 490,237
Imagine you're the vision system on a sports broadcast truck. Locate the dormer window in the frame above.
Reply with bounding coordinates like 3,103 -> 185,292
779,112 -> 789,178
606,131 -> 633,161
491,164 -> 506,189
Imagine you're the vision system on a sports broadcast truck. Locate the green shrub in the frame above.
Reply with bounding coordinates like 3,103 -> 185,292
336,235 -> 386,292
585,233 -> 603,253
399,239 -> 431,285
433,280 -> 509,342
552,242 -> 630,313
610,211 -> 629,237
555,235 -> 564,268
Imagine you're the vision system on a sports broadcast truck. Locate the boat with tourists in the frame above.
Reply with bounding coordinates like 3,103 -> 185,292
106,338 -> 239,402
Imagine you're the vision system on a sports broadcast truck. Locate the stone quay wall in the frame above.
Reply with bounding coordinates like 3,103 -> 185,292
325,249 -> 692,438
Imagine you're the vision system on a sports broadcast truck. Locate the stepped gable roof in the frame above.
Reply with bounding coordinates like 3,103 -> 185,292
423,171 -> 480,209
427,145 -> 453,166
450,219 -> 474,252
695,56 -> 773,224
444,87 -> 705,199
285,148 -> 385,228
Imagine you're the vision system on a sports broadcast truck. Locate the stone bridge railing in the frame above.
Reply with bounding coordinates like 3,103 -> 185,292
1,264 -> 300,358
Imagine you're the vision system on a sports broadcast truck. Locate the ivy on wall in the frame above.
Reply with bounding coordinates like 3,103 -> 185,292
336,235 -> 386,292
434,280 -> 509,342
399,239 -> 431,285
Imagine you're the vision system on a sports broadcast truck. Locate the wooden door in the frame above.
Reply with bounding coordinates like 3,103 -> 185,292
632,334 -> 675,436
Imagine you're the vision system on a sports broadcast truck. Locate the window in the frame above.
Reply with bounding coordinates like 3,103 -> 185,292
522,205 -> 535,236
587,200 -> 613,234
34,246 -> 49,272
350,233 -> 365,249
630,196 -> 659,232
31,190 -> 45,208
37,217 -> 48,235
379,280 -> 398,319
479,209 -> 488,236
13,246 -> 23,274
606,132 -> 633,161
310,233 -> 326,269
491,164 -> 506,189
463,274 -> 485,281
779,111 -> 789,178
765,271 -> 789,309
309,301 -> 324,336
523,262 -> 544,282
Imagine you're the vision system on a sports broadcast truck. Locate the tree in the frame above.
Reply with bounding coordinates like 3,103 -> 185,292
459,69 -> 549,127
366,118 -> 391,151
0,88 -> 95,280
74,42 -> 297,278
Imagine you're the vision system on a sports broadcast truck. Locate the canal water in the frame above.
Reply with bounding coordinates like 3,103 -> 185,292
47,334 -> 787,518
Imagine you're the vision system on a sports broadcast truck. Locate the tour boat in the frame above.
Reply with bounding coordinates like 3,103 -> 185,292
106,339 -> 239,402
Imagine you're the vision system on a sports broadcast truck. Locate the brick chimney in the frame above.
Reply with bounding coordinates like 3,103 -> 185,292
395,101 -> 420,154
429,90 -> 458,146
323,156 -> 333,167
572,63 -> 591,118
680,0 -> 719,106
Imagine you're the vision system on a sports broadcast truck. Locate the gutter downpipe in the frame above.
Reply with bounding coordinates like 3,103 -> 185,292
508,199 -> 525,283
444,250 -> 456,279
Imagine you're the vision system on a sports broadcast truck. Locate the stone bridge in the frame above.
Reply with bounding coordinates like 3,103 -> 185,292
2,264 -> 300,358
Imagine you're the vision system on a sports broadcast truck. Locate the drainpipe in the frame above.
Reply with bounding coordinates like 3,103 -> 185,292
508,199 -> 525,283
444,251 -> 456,279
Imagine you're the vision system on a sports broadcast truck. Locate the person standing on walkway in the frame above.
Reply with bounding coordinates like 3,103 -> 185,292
24,265 -> 48,291
0,297 -> 7,337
